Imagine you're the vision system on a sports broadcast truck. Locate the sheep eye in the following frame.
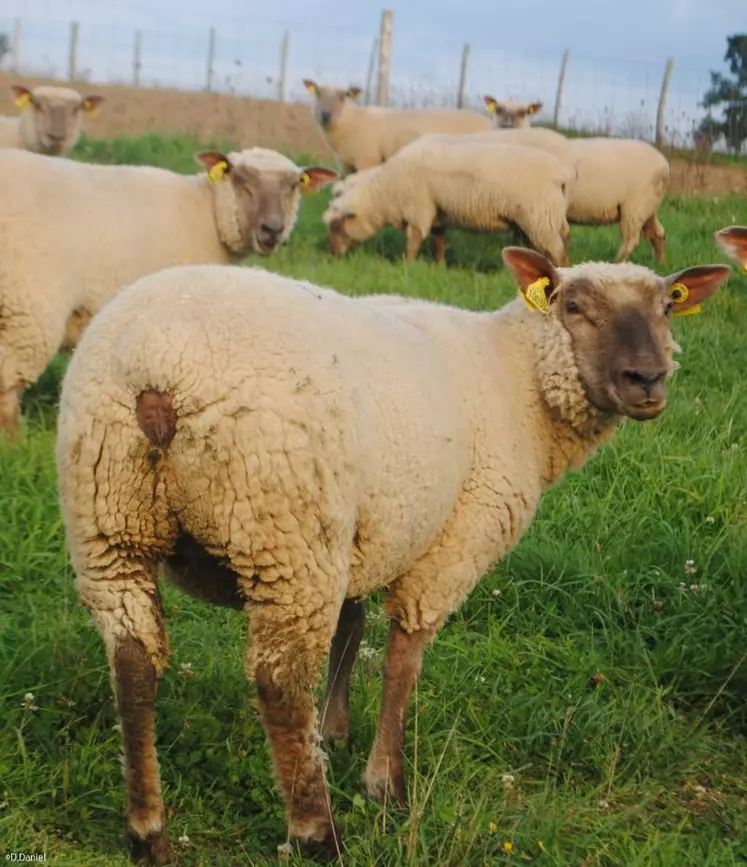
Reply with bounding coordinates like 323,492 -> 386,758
565,300 -> 582,315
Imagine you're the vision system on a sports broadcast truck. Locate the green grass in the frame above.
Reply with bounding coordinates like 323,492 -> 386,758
1,133 -> 746,866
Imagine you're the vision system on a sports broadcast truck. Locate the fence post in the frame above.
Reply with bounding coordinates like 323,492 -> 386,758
278,30 -> 290,101
377,9 -> 393,106
11,18 -> 21,73
133,30 -> 142,86
655,58 -> 674,148
206,26 -> 216,92
68,21 -> 79,81
553,48 -> 569,128
456,43 -> 470,108
364,37 -> 378,105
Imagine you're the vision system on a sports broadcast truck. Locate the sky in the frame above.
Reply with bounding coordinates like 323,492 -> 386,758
0,0 -> 743,141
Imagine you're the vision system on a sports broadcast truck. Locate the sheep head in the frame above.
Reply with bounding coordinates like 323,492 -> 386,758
714,226 -> 747,273
502,247 -> 730,423
303,78 -> 361,130
483,96 -> 542,128
196,150 -> 338,254
12,84 -> 104,155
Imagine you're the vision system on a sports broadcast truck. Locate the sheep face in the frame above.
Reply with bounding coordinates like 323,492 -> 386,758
11,84 -> 103,155
323,205 -> 379,257
483,96 -> 542,129
503,247 -> 730,422
303,79 -> 361,131
196,151 -> 338,254
714,226 -> 747,273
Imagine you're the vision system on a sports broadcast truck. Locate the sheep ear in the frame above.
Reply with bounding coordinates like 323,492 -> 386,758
11,84 -> 33,110
299,166 -> 340,194
664,265 -> 731,316
195,151 -> 232,183
303,79 -> 319,95
714,226 -> 747,272
483,95 -> 498,113
345,86 -> 362,100
82,94 -> 104,114
501,247 -> 559,315
527,102 -> 543,115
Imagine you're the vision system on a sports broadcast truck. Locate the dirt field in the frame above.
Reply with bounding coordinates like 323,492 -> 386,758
2,74 -> 746,197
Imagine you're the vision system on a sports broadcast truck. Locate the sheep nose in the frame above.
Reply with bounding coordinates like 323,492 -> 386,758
320,110 -> 332,127
260,220 -> 284,237
621,368 -> 667,392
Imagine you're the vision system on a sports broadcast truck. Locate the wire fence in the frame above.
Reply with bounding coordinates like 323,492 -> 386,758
0,0 -> 739,153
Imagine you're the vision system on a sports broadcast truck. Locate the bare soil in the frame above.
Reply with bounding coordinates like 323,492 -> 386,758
2,75 -> 746,197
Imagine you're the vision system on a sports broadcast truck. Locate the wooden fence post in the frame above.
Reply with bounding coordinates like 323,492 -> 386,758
377,10 -> 393,106
68,21 -> 79,81
655,58 -> 674,147
553,48 -> 569,128
133,30 -> 142,86
278,30 -> 290,101
206,26 -> 216,92
11,19 -> 22,73
457,43 -> 470,108
364,37 -> 378,105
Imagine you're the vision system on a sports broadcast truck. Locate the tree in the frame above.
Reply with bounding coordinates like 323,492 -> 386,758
699,34 -> 747,153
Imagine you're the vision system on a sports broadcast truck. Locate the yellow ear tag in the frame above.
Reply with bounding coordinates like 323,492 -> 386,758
669,282 -> 701,317
14,92 -> 32,110
519,277 -> 551,314
207,161 -> 228,183
485,101 -> 497,114
82,99 -> 100,116
742,264 -> 747,275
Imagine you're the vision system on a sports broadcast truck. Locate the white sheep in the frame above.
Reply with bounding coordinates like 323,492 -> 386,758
303,78 -> 493,173
0,83 -> 104,155
56,249 -> 730,863
715,226 -> 747,272
463,129 -> 669,261
323,133 -> 573,266
483,96 -> 543,128
0,147 -> 337,436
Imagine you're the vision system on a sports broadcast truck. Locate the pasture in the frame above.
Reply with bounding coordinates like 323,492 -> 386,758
1,132 -> 746,866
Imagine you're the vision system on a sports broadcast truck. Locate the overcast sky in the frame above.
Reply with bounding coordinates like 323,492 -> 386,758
1,0 -> 743,139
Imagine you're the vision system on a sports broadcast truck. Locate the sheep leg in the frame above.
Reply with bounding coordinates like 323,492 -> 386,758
405,225 -> 426,262
363,621 -> 433,806
84,571 -> 172,866
0,387 -> 22,439
431,226 -> 447,266
616,210 -> 643,261
642,214 -> 666,262
249,603 -> 343,861
320,598 -> 365,747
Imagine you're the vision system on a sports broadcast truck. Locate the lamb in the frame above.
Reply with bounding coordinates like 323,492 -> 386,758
303,78 -> 493,173
323,133 -> 573,266
483,96 -> 543,128
56,249 -> 730,863
0,83 -> 104,155
0,147 -> 337,436
715,226 -> 747,271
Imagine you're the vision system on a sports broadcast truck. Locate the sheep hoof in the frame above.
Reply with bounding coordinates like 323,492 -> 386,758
364,770 -> 408,809
296,825 -> 343,862
128,830 -> 174,866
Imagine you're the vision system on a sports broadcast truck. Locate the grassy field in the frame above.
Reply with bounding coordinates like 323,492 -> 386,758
1,134 -> 746,867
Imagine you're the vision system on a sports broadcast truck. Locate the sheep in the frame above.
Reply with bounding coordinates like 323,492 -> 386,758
55,249 -> 730,863
465,129 -> 669,262
0,147 -> 338,437
0,83 -> 104,155
323,133 -> 573,266
303,78 -> 493,173
715,226 -> 747,272
483,96 -> 543,128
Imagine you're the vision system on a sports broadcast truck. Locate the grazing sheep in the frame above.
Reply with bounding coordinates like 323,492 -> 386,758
483,96 -> 543,128
0,84 -> 104,155
0,147 -> 337,436
56,249 -> 730,863
715,226 -> 747,271
323,133 -> 573,266
303,78 -> 492,173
